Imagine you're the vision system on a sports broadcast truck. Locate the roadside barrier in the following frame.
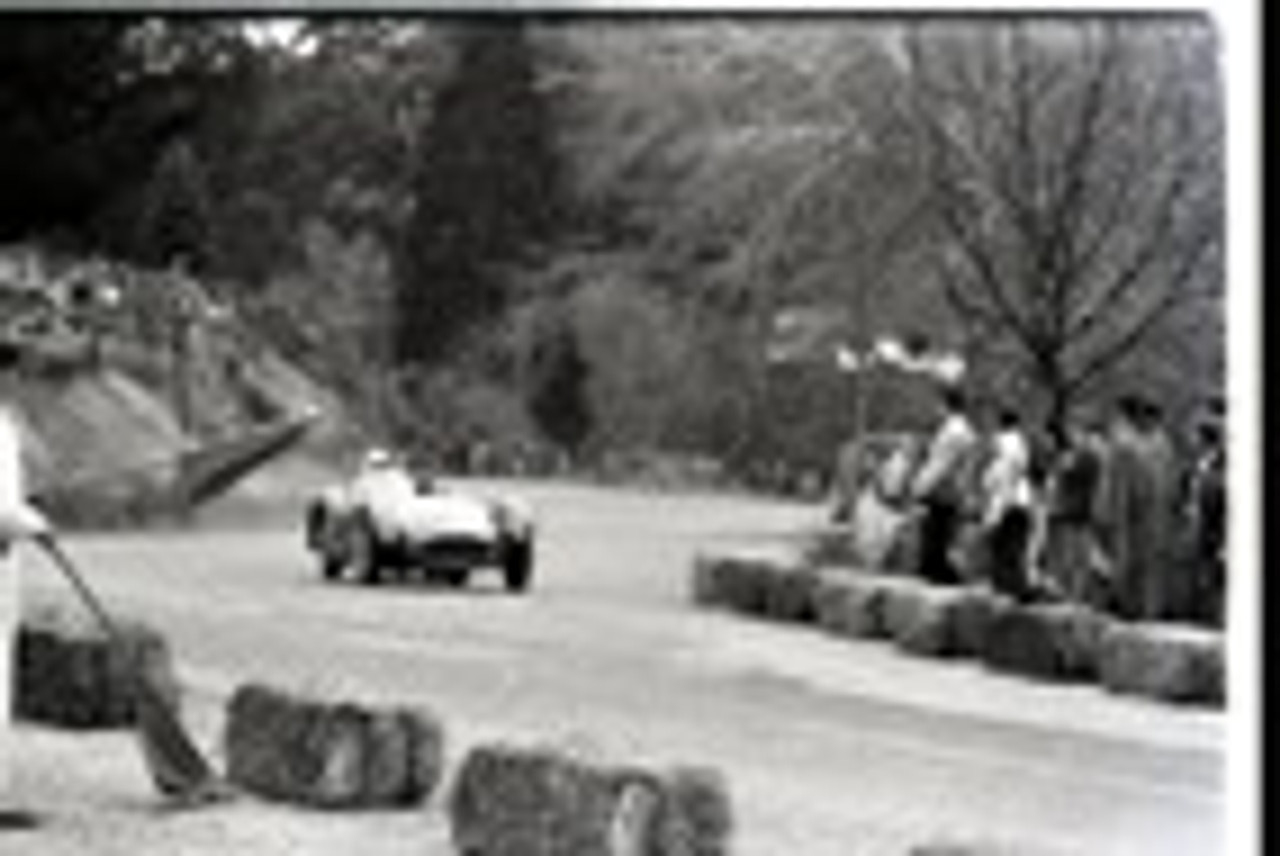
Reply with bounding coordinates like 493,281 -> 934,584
223,682 -> 445,809
448,742 -> 732,856
878,576 -> 993,658
691,548 -> 1225,708
979,602 -> 1108,683
1098,622 -> 1225,706
17,603 -> 176,729
19,651 -> 736,847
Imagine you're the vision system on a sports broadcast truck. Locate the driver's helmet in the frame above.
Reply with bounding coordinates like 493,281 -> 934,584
361,447 -> 395,471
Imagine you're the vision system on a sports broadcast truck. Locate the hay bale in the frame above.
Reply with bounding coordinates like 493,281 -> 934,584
449,743 -> 619,856
689,557 -> 722,607
715,560 -> 769,617
811,571 -> 887,639
950,588 -> 1009,658
224,683 -> 444,808
811,571 -> 858,633
1098,623 -> 1225,706
644,767 -> 732,856
16,604 -> 175,729
880,579 -> 987,658
448,744 -> 732,856
690,550 -> 799,618
980,603 -> 1109,682
761,567 -> 821,624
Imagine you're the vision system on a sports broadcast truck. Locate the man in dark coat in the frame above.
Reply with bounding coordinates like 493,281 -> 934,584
1098,395 -> 1177,620
1041,415 -> 1110,606
1186,408 -> 1226,627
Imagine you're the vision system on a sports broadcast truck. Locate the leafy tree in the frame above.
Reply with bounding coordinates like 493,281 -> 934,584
396,19 -> 568,367
201,21 -> 451,288
526,313 -> 592,459
135,139 -> 214,271
904,18 -> 1222,437
0,18 -> 254,253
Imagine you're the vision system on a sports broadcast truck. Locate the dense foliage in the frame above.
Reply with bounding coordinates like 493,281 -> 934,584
3,15 -> 1225,480
0,18 -> 255,253
395,19 -> 570,368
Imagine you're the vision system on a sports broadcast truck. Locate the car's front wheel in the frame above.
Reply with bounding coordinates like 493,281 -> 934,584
320,552 -> 345,582
348,516 -> 383,584
502,540 -> 534,593
440,567 -> 470,588
307,503 -> 346,582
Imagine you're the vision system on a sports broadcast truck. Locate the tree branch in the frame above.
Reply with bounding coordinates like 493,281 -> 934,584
1063,232 -> 1218,394
1065,138 -> 1215,343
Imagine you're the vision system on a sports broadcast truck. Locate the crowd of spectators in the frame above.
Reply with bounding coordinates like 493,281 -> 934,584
845,385 -> 1227,629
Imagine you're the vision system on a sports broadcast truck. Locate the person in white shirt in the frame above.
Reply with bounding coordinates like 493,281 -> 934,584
0,341 -> 52,830
980,407 -> 1036,599
911,385 -> 978,584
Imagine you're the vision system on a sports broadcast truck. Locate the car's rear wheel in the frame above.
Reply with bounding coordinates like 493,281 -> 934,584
503,540 -> 534,592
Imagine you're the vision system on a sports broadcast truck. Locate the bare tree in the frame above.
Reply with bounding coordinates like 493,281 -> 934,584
905,18 -> 1222,437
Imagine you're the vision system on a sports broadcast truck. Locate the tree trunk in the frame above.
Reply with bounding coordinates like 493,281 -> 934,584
1035,358 -> 1071,451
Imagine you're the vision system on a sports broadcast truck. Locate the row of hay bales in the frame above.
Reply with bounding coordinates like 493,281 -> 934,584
691,549 -> 1225,707
17,607 -> 734,854
221,686 -> 732,854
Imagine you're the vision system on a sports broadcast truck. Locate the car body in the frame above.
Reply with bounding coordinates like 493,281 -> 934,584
305,459 -> 535,591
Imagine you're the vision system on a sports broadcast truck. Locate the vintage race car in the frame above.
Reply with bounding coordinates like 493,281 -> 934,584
305,457 -> 535,591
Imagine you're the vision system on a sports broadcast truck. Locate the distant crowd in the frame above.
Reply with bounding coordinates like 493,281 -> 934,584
838,386 -> 1226,629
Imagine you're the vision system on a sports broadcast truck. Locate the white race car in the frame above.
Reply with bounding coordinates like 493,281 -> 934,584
305,452 -> 535,591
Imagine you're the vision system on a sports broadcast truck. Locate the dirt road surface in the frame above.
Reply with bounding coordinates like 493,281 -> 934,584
8,478 -> 1224,855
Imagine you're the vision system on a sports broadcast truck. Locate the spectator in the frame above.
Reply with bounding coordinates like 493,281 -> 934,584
1040,414 -> 1111,607
0,340 -> 53,829
829,437 -> 873,523
980,407 -> 1035,600
1136,399 -> 1180,619
911,385 -> 979,585
1098,395 -> 1174,620
877,434 -> 923,509
1185,406 -> 1226,627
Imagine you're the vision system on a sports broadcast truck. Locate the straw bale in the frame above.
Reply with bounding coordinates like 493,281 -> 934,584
981,603 -> 1109,682
224,683 -> 445,808
16,605 -> 174,729
1098,622 -> 1224,706
449,744 -> 732,856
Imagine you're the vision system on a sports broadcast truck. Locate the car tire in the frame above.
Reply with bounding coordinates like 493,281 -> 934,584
440,568 -> 469,588
320,553 -> 345,582
307,503 -> 345,582
348,516 -> 382,585
305,501 -> 326,550
503,540 -> 534,593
